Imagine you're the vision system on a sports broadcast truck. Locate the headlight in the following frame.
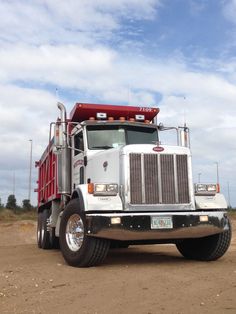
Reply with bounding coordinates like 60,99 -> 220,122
107,184 -> 118,193
93,183 -> 118,196
195,183 -> 217,195
195,184 -> 207,193
206,184 -> 217,192
95,184 -> 107,193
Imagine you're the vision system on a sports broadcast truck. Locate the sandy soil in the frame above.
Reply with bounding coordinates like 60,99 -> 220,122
0,218 -> 235,314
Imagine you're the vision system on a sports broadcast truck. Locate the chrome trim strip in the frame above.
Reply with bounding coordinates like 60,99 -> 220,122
173,154 -> 179,203
127,203 -> 194,211
157,154 -> 162,203
141,153 -> 146,204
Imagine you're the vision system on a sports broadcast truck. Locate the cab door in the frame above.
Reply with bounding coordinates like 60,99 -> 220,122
72,130 -> 85,190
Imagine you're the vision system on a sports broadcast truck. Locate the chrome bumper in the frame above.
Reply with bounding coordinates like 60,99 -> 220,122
86,211 -> 230,241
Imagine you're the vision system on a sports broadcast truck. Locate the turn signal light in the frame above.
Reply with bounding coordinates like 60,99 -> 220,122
200,215 -> 209,222
88,183 -> 94,194
111,217 -> 121,224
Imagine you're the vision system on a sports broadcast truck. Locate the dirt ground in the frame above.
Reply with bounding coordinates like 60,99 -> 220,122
0,217 -> 235,314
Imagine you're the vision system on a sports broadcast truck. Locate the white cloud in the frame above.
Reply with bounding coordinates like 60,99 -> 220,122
189,0 -> 207,15
222,0 -> 236,24
0,0 -> 160,45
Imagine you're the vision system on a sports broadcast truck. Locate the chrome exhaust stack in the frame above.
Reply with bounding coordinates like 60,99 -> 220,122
57,102 -> 71,198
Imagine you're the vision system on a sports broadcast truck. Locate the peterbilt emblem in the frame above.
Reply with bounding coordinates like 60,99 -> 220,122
153,146 -> 164,152
103,161 -> 108,171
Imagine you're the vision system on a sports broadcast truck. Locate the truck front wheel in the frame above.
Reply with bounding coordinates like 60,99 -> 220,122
176,219 -> 231,261
59,199 -> 110,267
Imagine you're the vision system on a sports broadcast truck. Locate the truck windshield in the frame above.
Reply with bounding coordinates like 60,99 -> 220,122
87,125 -> 158,150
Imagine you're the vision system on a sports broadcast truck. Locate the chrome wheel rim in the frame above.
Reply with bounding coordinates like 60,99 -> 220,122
37,225 -> 40,242
41,221 -> 45,242
66,214 -> 84,252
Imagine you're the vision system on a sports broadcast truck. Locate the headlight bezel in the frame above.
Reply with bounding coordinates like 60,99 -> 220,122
195,183 -> 218,195
93,183 -> 119,196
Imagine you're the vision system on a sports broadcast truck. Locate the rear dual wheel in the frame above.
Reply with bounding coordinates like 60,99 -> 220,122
59,199 -> 110,267
37,209 -> 59,249
37,212 -> 43,248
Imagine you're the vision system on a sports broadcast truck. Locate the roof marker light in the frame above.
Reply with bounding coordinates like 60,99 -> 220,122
108,117 -> 114,121
96,112 -> 107,119
129,118 -> 135,122
135,114 -> 145,121
89,117 -> 95,120
119,117 -> 126,121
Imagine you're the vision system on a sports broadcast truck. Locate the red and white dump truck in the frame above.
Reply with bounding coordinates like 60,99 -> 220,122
36,102 -> 231,267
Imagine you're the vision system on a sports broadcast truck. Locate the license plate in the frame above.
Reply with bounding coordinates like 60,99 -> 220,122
151,216 -> 173,229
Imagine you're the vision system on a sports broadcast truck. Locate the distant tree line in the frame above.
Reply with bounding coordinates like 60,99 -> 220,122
0,195 -> 36,213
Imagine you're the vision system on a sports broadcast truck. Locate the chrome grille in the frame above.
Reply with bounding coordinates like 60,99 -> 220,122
129,153 -> 190,204
130,154 -> 142,204
176,154 -> 189,203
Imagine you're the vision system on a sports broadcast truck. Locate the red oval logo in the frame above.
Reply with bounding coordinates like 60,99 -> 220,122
153,146 -> 164,152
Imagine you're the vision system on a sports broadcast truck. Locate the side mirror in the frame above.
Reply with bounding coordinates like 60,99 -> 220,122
158,123 -> 164,130
179,127 -> 190,147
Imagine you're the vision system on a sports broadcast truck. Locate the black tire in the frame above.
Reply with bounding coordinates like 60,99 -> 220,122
176,219 -> 232,261
110,241 -> 129,249
37,212 -> 43,248
41,209 -> 51,249
50,227 -> 60,249
59,199 -> 110,267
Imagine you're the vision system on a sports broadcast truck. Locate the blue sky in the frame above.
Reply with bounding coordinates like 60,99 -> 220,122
0,0 -> 236,206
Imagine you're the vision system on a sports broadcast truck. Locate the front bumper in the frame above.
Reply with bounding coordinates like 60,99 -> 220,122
86,211 -> 230,241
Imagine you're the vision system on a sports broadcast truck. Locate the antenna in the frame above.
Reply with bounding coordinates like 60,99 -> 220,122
183,95 -> 187,126
128,85 -> 130,106
56,88 -> 59,101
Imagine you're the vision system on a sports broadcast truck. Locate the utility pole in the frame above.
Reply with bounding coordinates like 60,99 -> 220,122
198,173 -> 201,183
227,181 -> 231,208
28,139 -> 33,202
214,162 -> 219,184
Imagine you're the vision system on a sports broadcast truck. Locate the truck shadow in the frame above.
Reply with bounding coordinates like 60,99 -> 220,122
105,245 -> 190,266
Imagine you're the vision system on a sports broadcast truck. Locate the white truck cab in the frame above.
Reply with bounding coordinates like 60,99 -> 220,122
36,102 -> 231,267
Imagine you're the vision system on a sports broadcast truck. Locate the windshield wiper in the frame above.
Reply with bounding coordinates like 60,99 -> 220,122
91,145 -> 113,149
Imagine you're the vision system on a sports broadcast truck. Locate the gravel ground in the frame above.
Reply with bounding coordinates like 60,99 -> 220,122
0,217 -> 235,314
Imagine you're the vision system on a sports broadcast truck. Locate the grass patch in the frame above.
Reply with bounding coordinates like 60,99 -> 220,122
0,208 -> 37,222
228,210 -> 236,220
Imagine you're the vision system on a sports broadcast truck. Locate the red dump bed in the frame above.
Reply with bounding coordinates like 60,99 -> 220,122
36,141 -> 60,207
70,103 -> 159,122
